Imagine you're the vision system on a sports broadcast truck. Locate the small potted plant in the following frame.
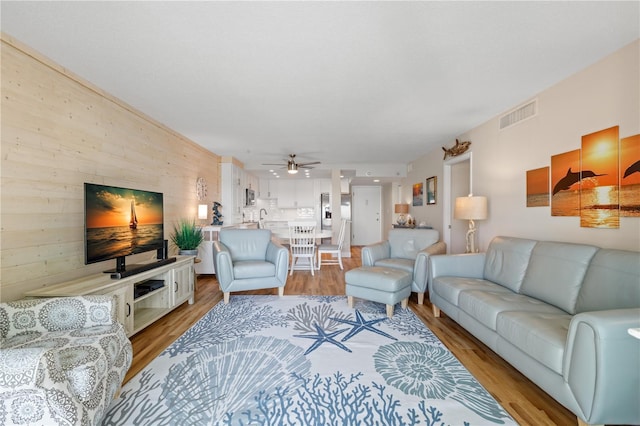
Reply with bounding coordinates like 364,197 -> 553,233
170,218 -> 204,256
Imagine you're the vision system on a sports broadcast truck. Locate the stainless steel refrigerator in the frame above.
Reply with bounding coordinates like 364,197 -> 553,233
340,193 -> 351,220
320,193 -> 332,231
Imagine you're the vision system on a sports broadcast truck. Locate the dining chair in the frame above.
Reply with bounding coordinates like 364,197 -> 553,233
288,221 -> 317,275
317,218 -> 348,270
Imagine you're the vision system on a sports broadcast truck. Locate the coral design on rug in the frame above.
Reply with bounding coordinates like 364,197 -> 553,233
103,296 -> 516,426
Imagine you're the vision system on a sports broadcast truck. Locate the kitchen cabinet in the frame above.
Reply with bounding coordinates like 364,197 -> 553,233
269,179 -> 315,208
273,180 -> 296,207
259,179 -> 272,198
296,180 -> 315,207
314,179 -> 331,196
221,161 -> 258,224
341,178 -> 350,193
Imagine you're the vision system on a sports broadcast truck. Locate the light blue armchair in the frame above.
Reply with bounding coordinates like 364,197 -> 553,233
362,229 -> 446,304
212,229 -> 289,303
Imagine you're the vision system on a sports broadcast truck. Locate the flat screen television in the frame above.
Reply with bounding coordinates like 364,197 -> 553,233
84,183 -> 167,275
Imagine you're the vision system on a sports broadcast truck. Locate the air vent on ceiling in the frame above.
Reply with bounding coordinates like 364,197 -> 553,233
499,99 -> 537,130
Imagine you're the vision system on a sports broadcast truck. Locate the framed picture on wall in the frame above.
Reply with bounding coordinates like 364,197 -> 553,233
413,182 -> 423,206
426,176 -> 437,205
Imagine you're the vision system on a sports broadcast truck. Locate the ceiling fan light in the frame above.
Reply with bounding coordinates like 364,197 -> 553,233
287,162 -> 298,174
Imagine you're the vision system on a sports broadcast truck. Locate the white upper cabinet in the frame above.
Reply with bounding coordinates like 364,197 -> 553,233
263,179 -> 316,208
259,179 -> 273,199
221,161 -> 257,224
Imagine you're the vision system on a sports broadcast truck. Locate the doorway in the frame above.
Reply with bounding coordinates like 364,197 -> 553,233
443,153 -> 471,254
351,186 -> 381,245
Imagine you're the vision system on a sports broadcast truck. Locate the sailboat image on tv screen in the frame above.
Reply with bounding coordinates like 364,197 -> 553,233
129,199 -> 138,230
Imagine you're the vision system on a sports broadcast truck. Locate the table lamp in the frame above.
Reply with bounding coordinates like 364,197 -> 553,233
198,204 -> 208,224
394,203 -> 409,226
454,195 -> 487,253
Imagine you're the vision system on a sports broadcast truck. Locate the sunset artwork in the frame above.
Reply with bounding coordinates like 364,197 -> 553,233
620,134 -> 640,217
526,167 -> 549,207
580,126 -> 619,228
413,182 -> 423,206
84,184 -> 164,263
85,187 -> 163,228
551,149 -> 581,216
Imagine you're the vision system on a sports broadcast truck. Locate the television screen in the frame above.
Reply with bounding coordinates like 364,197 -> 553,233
84,183 -> 164,265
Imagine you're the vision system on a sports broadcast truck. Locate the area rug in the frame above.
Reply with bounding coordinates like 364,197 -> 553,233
103,295 -> 516,425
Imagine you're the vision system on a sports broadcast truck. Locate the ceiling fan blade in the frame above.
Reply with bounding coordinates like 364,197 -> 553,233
298,161 -> 321,167
262,163 -> 286,166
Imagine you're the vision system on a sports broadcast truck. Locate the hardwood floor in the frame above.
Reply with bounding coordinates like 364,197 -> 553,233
126,247 -> 576,426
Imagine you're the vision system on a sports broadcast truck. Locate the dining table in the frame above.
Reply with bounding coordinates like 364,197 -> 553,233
271,228 -> 333,271
271,228 -> 333,241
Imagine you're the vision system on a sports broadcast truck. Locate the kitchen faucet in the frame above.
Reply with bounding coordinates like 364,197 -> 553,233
259,208 -> 267,221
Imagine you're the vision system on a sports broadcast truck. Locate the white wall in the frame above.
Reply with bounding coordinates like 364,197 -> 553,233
404,40 -> 640,252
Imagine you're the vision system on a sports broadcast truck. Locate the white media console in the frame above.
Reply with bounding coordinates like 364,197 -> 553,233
25,256 -> 195,337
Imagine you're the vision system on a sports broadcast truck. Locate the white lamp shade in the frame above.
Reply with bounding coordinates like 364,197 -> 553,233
198,204 -> 208,220
454,196 -> 487,220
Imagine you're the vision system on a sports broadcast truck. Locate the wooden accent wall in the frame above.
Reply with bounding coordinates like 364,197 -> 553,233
1,34 -> 221,301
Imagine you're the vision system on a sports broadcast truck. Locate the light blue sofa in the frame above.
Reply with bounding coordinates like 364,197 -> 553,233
362,229 -> 446,304
429,236 -> 640,426
212,228 -> 289,303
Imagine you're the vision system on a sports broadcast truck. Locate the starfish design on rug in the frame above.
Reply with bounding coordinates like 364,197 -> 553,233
294,323 -> 352,355
331,310 -> 398,342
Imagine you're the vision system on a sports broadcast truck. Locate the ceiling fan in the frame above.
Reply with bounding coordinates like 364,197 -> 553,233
262,154 -> 321,174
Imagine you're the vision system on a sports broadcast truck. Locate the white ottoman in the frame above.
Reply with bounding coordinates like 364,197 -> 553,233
345,266 -> 412,318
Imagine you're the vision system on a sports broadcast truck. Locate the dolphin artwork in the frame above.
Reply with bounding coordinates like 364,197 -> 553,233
552,167 -> 607,195
623,160 -> 640,178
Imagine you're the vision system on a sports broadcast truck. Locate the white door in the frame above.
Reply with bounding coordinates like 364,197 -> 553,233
443,153 -> 472,254
450,161 -> 471,253
351,186 -> 381,245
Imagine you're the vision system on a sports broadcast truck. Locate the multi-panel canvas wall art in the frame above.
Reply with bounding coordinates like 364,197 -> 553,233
580,126 -> 619,228
537,125 -> 638,229
620,134 -> 640,217
551,149 -> 581,217
526,167 -> 550,207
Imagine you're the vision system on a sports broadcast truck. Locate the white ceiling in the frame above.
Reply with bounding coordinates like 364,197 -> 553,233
2,1 -> 638,182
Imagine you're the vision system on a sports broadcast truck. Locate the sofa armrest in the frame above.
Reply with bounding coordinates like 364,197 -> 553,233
0,346 -> 48,390
361,241 -> 391,266
1,296 -> 116,339
429,253 -> 486,279
266,242 -> 290,285
564,308 -> 640,425
413,241 -> 447,293
212,241 -> 234,288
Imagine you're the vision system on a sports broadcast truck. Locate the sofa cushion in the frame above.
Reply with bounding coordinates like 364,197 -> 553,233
575,249 -> 640,313
233,260 -> 276,279
0,296 -> 115,339
459,290 -> 565,331
520,242 -> 598,314
219,229 -> 272,261
432,276 -> 512,307
388,229 -> 439,260
496,311 -> 571,374
483,236 -> 537,292
374,258 -> 414,274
